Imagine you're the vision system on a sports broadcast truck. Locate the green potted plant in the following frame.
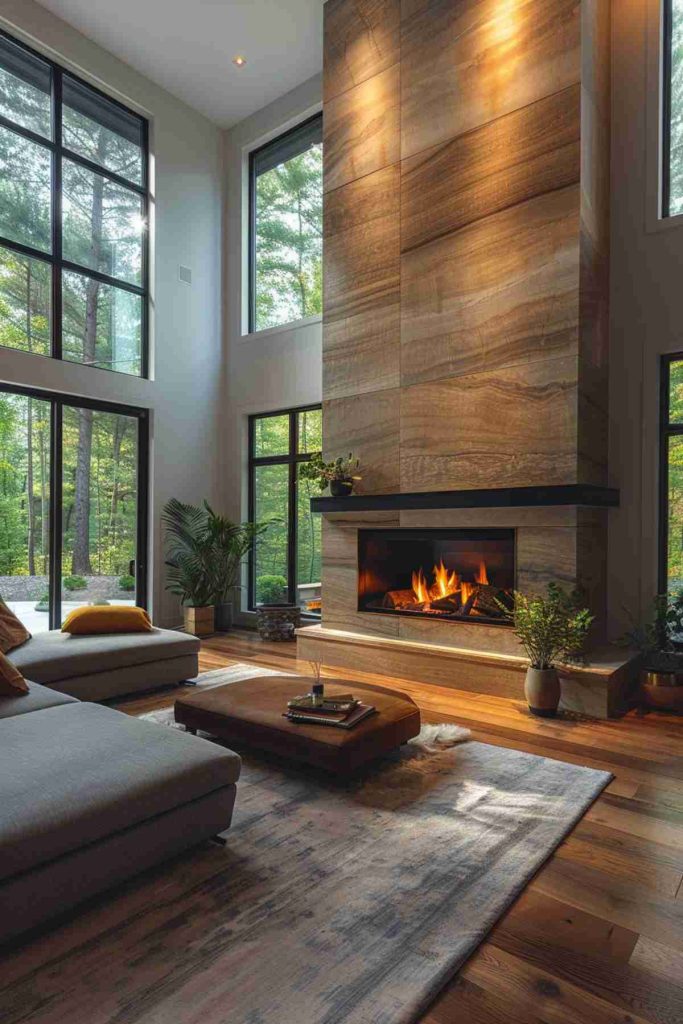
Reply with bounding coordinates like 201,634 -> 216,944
299,452 -> 361,497
162,498 -> 216,636
205,505 -> 271,631
501,584 -> 594,717
619,591 -> 683,709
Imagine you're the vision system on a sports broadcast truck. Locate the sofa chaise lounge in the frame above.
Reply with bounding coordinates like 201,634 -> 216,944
7,625 -> 200,701
0,680 -> 241,943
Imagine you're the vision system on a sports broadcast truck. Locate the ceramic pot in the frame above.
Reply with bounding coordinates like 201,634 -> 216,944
330,478 -> 353,497
183,605 -> 214,637
640,668 -> 683,710
214,602 -> 233,632
525,667 -> 561,717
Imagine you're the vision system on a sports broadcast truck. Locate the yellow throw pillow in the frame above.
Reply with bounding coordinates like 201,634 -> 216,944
0,598 -> 31,653
0,650 -> 28,695
61,606 -> 153,635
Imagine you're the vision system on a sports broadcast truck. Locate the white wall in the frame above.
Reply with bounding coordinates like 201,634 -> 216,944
608,0 -> 682,636
221,73 -> 323,619
0,0 -> 224,627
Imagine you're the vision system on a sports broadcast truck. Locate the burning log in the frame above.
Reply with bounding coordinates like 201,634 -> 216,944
382,589 -> 419,610
462,585 -> 511,619
430,594 -> 461,613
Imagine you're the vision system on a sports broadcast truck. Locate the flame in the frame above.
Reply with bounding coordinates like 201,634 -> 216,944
433,559 -> 459,598
460,581 -> 475,606
411,567 -> 431,605
475,561 -> 489,585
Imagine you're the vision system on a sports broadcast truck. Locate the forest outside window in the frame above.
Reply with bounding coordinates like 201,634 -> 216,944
0,30 -> 148,375
0,384 -> 148,632
660,356 -> 683,594
248,406 -> 322,615
249,114 -> 322,333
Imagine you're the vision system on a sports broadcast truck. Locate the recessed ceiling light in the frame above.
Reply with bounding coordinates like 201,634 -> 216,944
232,55 -> 247,68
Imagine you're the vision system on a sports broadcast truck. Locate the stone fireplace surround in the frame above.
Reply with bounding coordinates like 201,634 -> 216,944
296,0 -> 639,716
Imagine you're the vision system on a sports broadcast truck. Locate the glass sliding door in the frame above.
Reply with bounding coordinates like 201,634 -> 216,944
0,383 -> 147,630
61,405 -> 140,621
0,391 -> 51,631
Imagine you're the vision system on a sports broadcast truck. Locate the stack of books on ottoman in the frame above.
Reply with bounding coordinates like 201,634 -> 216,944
284,690 -> 377,729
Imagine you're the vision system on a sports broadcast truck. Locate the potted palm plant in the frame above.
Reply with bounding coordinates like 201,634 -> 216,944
299,452 -> 361,497
162,498 -> 216,636
502,584 -> 594,717
205,505 -> 271,631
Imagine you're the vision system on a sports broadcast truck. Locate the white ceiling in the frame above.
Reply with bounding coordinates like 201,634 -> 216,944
36,0 -> 324,127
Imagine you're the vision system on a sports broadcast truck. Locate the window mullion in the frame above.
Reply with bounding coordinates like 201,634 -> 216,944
288,412 -> 298,607
52,69 -> 62,360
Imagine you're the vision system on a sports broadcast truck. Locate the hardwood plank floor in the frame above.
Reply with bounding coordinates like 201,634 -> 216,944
2,628 -> 682,1024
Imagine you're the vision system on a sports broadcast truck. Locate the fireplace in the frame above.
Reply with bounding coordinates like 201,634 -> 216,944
358,529 -> 515,626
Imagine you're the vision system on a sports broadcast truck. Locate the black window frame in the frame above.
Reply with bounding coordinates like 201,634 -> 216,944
0,380 -> 149,629
659,354 -> 683,592
248,112 -> 323,335
247,403 -> 322,613
0,27 -> 150,376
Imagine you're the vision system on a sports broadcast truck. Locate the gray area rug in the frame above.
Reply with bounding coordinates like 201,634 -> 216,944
138,665 -> 611,1024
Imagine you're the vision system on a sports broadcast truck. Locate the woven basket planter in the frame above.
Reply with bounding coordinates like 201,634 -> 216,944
255,603 -> 301,642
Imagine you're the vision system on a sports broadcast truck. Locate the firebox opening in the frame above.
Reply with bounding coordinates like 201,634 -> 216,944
358,528 -> 515,626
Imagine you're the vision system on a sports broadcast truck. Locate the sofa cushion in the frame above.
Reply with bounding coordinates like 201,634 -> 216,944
0,650 -> 28,695
62,605 -> 153,635
0,702 -> 241,882
0,680 -> 78,720
0,598 -> 31,653
6,627 -> 199,685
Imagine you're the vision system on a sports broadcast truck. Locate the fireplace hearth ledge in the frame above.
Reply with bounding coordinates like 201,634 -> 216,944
296,624 -> 640,720
311,484 -> 619,514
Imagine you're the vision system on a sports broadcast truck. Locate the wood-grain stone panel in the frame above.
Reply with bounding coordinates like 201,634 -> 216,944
400,185 -> 580,387
401,85 -> 581,252
323,388 -> 401,494
324,0 -> 400,101
324,64 -> 400,193
400,0 -> 581,159
400,355 -> 579,492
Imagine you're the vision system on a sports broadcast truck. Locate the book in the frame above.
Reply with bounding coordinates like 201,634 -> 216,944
284,703 -> 377,730
288,694 -> 358,713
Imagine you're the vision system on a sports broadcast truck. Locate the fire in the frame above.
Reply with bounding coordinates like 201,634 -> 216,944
433,559 -> 459,598
411,567 -> 432,605
412,559 -> 465,605
475,561 -> 489,585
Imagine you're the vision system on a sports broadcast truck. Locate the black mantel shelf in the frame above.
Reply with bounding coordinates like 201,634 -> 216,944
310,484 -> 620,514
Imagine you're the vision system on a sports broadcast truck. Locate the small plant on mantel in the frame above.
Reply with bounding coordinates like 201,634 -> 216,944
299,452 -> 361,497
499,584 -> 594,717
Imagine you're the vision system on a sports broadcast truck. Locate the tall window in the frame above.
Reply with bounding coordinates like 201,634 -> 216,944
664,1 -> 683,215
249,114 -> 322,333
248,406 -> 322,614
0,384 -> 148,631
660,356 -> 683,592
0,30 -> 148,375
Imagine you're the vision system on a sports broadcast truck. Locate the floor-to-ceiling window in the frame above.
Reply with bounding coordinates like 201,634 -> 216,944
0,384 -> 148,631
0,29 -> 148,374
248,406 -> 321,614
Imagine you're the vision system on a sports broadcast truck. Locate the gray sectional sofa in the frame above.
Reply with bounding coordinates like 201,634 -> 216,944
1,626 -> 241,943
7,625 -> 200,700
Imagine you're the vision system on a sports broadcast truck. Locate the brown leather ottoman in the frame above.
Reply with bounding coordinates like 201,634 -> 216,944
174,676 -> 421,774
